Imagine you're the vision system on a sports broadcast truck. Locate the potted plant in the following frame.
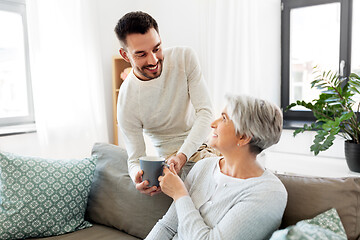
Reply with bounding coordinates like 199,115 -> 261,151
286,67 -> 360,172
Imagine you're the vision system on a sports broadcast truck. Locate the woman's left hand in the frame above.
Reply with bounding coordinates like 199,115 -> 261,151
158,164 -> 189,201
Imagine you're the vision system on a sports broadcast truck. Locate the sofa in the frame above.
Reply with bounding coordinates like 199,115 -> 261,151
1,143 -> 360,240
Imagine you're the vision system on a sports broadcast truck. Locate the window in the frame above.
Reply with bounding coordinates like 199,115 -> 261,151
0,0 -> 34,129
281,0 -> 356,128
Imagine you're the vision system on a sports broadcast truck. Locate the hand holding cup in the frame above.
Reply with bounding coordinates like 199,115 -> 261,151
158,163 -> 189,201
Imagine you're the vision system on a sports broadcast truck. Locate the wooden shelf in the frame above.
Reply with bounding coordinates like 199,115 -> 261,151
112,55 -> 131,145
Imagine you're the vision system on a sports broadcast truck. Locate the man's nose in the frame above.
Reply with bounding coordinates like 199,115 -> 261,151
147,52 -> 158,65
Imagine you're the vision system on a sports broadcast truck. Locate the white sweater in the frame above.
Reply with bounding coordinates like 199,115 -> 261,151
117,47 -> 213,182
146,157 -> 288,240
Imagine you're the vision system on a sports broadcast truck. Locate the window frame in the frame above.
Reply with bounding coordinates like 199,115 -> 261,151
281,0 -> 353,129
0,0 -> 35,127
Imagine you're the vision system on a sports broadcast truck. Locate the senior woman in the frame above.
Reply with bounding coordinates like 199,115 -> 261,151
146,95 -> 287,240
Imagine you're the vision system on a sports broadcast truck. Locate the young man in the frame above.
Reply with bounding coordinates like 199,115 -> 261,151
115,11 -> 215,196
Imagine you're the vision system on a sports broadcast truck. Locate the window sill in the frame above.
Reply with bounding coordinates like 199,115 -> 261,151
283,119 -> 315,130
0,123 -> 36,137
264,151 -> 360,178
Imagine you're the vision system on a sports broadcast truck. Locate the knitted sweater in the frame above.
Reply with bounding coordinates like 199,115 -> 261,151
146,157 -> 288,240
117,47 -> 213,182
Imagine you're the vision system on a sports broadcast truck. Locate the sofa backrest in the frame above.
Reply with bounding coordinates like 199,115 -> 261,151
276,173 -> 360,240
86,143 -> 172,239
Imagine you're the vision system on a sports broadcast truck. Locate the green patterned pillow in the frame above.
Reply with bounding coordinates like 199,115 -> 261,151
270,208 -> 347,240
0,151 -> 97,240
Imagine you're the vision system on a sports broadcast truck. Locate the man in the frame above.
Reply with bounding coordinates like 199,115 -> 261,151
115,11 -> 216,196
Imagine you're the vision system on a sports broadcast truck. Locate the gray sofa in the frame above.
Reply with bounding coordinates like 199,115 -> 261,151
34,143 -> 360,240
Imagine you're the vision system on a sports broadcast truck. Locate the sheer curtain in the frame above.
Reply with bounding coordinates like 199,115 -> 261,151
26,0 -> 108,158
198,0 -> 281,115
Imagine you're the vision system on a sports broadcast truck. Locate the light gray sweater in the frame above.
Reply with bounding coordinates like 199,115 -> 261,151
146,157 -> 288,240
117,47 -> 213,182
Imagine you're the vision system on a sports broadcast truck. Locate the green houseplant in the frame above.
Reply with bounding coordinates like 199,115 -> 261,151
286,68 -> 360,172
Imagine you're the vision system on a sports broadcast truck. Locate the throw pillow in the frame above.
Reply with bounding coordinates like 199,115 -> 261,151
0,151 -> 97,240
86,142 -> 195,239
276,173 -> 360,240
270,208 -> 347,240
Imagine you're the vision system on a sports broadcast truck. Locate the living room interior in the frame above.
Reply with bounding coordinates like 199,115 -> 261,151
1,0 -> 360,239
1,0 -> 358,177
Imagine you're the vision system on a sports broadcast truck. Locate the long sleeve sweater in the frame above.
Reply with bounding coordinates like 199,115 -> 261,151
117,47 -> 213,182
146,157 -> 288,240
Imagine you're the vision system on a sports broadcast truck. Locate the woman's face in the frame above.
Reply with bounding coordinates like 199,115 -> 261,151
209,110 -> 239,152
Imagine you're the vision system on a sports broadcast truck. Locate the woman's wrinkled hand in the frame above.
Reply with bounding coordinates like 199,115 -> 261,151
158,164 -> 188,201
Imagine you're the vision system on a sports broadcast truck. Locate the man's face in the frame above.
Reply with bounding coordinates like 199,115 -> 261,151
120,28 -> 163,81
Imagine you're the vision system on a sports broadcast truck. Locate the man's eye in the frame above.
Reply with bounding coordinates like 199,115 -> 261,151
154,48 -> 160,53
136,54 -> 146,58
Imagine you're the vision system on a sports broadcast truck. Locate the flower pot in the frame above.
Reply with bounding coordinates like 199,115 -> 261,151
345,140 -> 360,173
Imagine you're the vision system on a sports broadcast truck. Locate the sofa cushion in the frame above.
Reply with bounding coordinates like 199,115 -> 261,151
276,173 -> 360,240
87,143 -> 194,239
0,152 -> 96,240
32,223 -> 140,240
270,208 -> 347,240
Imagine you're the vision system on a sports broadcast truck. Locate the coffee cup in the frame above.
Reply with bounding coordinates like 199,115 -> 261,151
139,156 -> 168,187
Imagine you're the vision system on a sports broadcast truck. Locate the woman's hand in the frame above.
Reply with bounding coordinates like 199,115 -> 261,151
158,164 -> 188,201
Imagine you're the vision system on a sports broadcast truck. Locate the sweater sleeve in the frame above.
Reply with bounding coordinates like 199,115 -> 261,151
145,202 -> 178,240
145,159 -> 208,239
117,86 -> 146,183
177,48 -> 213,159
174,186 -> 287,240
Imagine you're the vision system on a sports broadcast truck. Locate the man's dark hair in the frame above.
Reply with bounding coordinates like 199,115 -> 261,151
114,11 -> 159,47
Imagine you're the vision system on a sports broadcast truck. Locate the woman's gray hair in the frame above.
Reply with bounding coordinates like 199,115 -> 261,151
225,95 -> 283,154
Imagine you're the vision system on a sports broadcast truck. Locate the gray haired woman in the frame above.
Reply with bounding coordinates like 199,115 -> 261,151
146,95 -> 287,240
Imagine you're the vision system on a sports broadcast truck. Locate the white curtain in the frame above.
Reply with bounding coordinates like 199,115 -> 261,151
26,0 -> 108,158
198,0 -> 281,116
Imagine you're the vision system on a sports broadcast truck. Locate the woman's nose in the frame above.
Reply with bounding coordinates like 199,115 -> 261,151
211,119 -> 218,128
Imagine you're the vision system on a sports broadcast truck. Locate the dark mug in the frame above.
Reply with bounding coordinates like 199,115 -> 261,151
139,156 -> 167,187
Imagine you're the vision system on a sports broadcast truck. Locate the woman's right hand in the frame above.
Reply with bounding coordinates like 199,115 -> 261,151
158,164 -> 188,201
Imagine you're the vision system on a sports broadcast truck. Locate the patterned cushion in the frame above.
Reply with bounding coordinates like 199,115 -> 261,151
0,152 -> 97,240
270,208 -> 347,240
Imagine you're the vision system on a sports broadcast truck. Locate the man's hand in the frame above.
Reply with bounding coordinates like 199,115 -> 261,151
166,153 -> 187,174
134,170 -> 161,196
158,164 -> 188,201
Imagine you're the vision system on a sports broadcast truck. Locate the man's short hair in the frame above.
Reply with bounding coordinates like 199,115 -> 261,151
114,11 -> 159,48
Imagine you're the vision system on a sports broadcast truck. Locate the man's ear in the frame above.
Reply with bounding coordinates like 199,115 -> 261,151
119,48 -> 130,62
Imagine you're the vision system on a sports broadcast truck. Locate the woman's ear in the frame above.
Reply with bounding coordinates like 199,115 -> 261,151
119,48 -> 130,62
236,135 -> 252,147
